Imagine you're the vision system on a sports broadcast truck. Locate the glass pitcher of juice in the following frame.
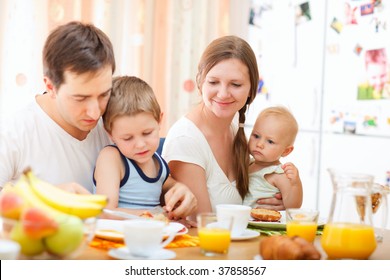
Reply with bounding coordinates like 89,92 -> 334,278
321,169 -> 377,259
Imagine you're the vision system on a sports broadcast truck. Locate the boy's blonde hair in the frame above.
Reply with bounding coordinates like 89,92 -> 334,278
103,76 -> 161,133
256,106 -> 298,146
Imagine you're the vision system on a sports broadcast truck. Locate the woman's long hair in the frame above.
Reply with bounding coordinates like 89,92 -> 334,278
196,35 -> 259,199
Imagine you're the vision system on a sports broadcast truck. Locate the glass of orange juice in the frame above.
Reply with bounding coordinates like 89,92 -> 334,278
286,208 -> 319,242
321,222 -> 377,259
197,213 -> 233,256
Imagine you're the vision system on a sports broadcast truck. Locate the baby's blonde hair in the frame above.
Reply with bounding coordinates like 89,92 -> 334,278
256,106 -> 298,146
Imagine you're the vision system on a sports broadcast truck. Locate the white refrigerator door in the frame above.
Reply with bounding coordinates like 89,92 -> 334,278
318,132 -> 390,221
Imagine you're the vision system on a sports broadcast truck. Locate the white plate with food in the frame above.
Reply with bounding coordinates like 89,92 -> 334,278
95,219 -> 188,242
248,210 -> 326,230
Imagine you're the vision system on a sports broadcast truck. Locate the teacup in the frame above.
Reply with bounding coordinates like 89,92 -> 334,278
216,204 -> 251,237
0,240 -> 21,260
123,219 -> 175,258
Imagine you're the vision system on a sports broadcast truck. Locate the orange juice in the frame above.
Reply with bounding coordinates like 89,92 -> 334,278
286,221 -> 317,242
321,223 -> 377,259
198,228 -> 231,254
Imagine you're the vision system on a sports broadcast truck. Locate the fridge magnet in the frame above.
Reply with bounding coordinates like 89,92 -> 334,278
374,0 -> 382,6
344,2 -> 358,25
360,2 -> 375,16
354,44 -> 363,56
329,110 -> 343,125
331,17 -> 343,34
343,120 -> 357,134
295,2 -> 312,25
370,17 -> 386,33
357,48 -> 388,100
257,76 -> 269,98
363,115 -> 378,127
327,44 -> 340,54
249,0 -> 272,29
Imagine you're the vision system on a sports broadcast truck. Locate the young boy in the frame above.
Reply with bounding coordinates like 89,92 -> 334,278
93,76 -> 190,217
243,106 -> 303,208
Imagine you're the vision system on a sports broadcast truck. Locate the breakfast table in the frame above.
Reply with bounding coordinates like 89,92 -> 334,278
76,227 -> 390,260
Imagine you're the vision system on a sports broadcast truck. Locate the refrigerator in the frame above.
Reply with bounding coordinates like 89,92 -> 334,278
245,0 -> 390,227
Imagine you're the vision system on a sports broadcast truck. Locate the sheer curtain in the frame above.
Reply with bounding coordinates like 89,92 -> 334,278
0,0 -> 249,134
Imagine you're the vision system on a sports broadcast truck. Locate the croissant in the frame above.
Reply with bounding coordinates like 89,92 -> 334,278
259,235 -> 321,260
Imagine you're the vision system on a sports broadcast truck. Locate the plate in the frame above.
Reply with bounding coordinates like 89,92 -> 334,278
95,219 -> 188,241
248,211 -> 326,230
109,247 -> 176,260
231,229 -> 260,241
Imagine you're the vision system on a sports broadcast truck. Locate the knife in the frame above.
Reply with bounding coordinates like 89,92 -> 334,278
102,209 -> 147,220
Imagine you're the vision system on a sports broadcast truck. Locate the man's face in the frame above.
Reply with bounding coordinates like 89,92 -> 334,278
49,66 -> 112,139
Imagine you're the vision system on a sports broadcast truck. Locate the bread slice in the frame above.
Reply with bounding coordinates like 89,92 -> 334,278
250,208 -> 282,222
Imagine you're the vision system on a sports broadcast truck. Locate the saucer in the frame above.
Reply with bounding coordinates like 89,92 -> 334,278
231,229 -> 260,241
108,247 -> 176,260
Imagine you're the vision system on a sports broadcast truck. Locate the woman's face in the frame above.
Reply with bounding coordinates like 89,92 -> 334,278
201,58 -> 251,120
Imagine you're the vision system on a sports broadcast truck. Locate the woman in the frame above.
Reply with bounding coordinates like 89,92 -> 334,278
163,36 -> 292,219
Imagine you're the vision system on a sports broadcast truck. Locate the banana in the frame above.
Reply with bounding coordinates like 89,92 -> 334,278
13,175 -> 67,218
25,171 -> 105,219
25,170 -> 108,207
11,175 -> 85,255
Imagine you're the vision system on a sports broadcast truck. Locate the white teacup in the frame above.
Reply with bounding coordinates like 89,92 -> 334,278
216,204 -> 251,237
123,220 -> 175,258
0,240 -> 20,260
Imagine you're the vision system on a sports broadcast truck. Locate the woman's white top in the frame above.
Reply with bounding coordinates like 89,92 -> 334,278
162,117 -> 242,211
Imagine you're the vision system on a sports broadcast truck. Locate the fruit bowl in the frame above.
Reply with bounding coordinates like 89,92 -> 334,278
0,215 -> 96,260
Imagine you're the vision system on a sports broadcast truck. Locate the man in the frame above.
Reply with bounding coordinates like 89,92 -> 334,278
0,21 -> 196,219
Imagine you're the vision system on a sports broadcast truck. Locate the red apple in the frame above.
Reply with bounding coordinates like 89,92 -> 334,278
21,208 -> 59,239
0,192 -> 25,219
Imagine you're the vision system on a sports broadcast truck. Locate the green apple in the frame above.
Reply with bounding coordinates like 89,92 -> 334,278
10,222 -> 45,256
44,215 -> 84,256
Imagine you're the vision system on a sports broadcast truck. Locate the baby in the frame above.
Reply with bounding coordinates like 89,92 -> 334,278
243,106 -> 303,208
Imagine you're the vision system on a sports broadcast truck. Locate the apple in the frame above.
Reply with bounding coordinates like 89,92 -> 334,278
0,192 -> 25,219
21,208 -> 58,239
44,215 -> 84,256
10,222 -> 45,256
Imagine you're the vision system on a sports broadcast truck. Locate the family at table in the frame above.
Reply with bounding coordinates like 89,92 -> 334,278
1,20 -> 306,226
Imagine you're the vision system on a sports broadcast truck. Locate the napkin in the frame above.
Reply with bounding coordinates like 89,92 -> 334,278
164,234 -> 200,248
247,225 -> 323,236
89,234 -> 199,251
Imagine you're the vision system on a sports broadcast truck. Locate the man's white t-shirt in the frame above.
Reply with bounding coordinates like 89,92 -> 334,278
0,99 -> 110,192
162,117 -> 242,211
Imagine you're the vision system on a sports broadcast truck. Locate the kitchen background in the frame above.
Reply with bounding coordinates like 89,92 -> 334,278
0,0 -> 389,226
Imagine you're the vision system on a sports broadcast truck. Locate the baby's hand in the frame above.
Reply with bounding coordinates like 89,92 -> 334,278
282,162 -> 301,186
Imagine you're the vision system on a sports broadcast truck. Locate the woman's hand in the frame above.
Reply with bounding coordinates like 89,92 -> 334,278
256,193 -> 285,211
164,182 -> 197,220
